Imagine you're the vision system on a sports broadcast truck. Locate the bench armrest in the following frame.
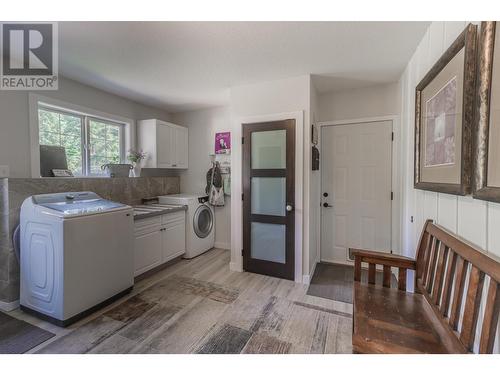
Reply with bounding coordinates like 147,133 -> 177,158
350,248 -> 416,290
350,248 -> 416,270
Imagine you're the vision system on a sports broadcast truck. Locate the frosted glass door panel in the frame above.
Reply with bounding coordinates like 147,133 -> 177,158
251,222 -> 286,263
251,130 -> 286,169
251,177 -> 286,216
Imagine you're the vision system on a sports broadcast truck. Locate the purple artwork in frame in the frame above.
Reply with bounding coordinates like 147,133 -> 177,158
215,132 -> 231,154
424,77 -> 457,167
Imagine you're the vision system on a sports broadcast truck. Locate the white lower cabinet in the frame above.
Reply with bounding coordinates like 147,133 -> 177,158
134,211 -> 186,277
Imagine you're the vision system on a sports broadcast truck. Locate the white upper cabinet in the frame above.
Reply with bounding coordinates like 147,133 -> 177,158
138,119 -> 188,169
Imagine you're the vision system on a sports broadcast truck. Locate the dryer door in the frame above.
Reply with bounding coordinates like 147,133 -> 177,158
193,204 -> 213,238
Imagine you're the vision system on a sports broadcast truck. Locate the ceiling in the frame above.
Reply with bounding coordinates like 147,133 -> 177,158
58,22 -> 430,113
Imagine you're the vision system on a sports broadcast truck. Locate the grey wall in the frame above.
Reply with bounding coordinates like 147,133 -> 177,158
0,76 -> 172,178
318,83 -> 399,122
171,106 -> 232,250
0,176 -> 180,305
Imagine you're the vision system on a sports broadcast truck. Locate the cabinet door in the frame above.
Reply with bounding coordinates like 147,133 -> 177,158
162,220 -> 186,262
175,127 -> 189,168
134,229 -> 163,276
157,124 -> 173,167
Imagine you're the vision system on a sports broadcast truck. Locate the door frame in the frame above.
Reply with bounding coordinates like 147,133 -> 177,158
230,111 -> 304,283
316,115 -> 402,263
242,120 -> 296,280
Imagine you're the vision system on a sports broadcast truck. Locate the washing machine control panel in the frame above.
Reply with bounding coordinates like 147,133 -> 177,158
198,196 -> 209,204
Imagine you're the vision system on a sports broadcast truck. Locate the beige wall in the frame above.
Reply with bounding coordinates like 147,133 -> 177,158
318,83 -> 399,122
171,106 -> 232,250
0,76 -> 171,178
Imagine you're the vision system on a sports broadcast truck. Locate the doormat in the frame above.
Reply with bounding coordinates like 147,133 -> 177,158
0,311 -> 55,353
307,262 -> 397,304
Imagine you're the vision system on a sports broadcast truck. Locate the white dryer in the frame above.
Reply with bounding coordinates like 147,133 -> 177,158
158,194 -> 215,258
20,192 -> 134,326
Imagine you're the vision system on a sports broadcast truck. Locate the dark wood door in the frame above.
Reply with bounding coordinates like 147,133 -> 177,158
242,119 -> 295,280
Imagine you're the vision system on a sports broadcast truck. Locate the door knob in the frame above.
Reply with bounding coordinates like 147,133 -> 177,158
286,204 -> 294,212
323,202 -> 333,208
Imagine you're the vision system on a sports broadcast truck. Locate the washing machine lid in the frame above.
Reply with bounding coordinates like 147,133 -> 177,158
33,192 -> 128,217
159,193 -> 208,204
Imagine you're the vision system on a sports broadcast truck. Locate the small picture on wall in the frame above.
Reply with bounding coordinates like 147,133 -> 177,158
215,132 -> 231,154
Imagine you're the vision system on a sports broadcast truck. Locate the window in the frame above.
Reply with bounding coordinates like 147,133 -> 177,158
38,106 -> 124,176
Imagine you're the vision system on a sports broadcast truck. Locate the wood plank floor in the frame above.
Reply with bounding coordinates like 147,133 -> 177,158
7,249 -> 353,354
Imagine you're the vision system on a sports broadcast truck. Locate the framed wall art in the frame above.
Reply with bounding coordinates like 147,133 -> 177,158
215,131 -> 231,154
473,21 -> 500,203
414,23 -> 477,195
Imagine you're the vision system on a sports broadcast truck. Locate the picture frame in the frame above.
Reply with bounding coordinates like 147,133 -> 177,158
414,23 -> 477,195
215,131 -> 231,154
473,21 -> 500,203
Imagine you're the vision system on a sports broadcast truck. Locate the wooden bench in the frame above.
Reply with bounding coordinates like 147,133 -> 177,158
351,219 -> 500,354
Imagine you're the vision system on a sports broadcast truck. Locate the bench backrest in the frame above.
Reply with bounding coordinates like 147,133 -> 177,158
415,219 -> 500,354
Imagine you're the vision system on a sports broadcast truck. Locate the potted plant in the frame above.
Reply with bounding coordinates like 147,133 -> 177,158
127,149 -> 147,177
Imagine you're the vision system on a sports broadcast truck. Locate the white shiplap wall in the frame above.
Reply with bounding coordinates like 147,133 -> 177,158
399,21 -> 500,353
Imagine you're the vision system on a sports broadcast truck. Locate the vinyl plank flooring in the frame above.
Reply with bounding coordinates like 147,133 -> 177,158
195,324 -> 252,354
12,248 -> 354,354
103,295 -> 156,323
118,303 -> 183,342
250,296 -> 293,337
137,297 -> 228,354
218,291 -> 270,331
88,333 -> 139,354
324,315 -> 353,354
36,316 -> 126,354
241,332 -> 291,354
279,303 -> 320,350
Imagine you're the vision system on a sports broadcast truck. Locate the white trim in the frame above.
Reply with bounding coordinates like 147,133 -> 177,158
231,111 -> 304,283
28,93 -> 135,178
229,261 -> 243,272
317,115 -> 402,257
0,299 -> 20,312
214,241 -> 231,250
302,257 -> 318,285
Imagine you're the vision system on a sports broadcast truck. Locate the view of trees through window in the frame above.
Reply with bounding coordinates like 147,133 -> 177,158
38,107 -> 123,176
39,108 -> 83,175
88,119 -> 122,174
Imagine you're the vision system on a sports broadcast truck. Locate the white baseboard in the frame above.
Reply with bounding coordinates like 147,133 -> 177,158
302,259 -> 318,285
214,241 -> 231,250
0,299 -> 19,312
229,261 -> 242,272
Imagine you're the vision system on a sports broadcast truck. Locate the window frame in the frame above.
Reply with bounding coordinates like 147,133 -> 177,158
85,116 -> 126,176
38,105 -> 86,176
30,93 -> 134,178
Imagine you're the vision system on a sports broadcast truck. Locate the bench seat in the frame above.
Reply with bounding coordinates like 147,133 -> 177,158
351,220 -> 500,354
353,282 -> 466,354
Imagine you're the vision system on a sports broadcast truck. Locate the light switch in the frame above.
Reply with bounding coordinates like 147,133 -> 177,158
0,165 -> 10,178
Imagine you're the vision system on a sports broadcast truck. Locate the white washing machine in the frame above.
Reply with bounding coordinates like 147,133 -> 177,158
20,192 -> 134,326
158,194 -> 215,258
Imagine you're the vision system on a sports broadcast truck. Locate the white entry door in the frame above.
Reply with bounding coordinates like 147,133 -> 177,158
320,121 -> 392,264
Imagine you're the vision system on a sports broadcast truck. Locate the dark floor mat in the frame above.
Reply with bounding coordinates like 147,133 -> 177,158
0,312 -> 55,354
307,263 -> 397,304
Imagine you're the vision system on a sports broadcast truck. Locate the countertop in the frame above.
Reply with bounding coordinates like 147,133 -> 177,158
133,203 -> 187,220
